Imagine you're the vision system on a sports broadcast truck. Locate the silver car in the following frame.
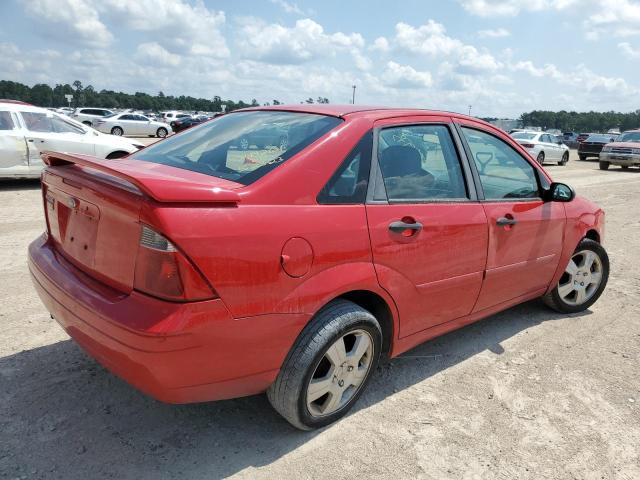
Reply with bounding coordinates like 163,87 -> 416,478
511,131 -> 570,166
94,113 -> 171,138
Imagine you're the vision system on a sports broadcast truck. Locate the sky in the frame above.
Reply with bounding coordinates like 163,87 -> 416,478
1,0 -> 640,117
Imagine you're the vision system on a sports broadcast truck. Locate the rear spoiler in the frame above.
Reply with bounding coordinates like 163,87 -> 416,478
42,152 -> 241,204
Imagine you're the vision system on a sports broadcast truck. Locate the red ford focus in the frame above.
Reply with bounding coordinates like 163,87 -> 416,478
29,105 -> 609,430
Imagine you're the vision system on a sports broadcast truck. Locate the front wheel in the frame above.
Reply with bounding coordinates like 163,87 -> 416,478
536,152 -> 545,165
599,160 -> 610,170
267,300 -> 382,430
542,239 -> 609,313
156,127 -> 168,138
559,152 -> 569,166
111,126 -> 123,136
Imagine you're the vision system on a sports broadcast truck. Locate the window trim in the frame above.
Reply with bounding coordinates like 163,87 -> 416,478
366,121 -> 478,205
454,122 -> 544,203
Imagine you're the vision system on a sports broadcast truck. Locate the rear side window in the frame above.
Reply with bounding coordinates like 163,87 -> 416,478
461,127 -> 539,200
318,131 -> 373,204
131,111 -> 342,185
0,111 -> 15,130
376,124 -> 468,202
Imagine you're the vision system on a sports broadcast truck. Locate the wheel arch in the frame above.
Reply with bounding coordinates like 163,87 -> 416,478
105,150 -> 130,159
585,229 -> 600,243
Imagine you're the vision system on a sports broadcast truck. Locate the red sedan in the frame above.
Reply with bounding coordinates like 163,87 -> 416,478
29,105 -> 609,430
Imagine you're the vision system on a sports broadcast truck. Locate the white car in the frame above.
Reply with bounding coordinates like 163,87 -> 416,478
0,100 -> 144,178
510,131 -> 570,166
70,107 -> 115,126
161,111 -> 191,124
94,113 -> 170,138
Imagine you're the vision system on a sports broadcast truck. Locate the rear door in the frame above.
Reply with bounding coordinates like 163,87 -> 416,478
366,117 -> 488,338
457,122 -> 565,312
0,109 -> 29,174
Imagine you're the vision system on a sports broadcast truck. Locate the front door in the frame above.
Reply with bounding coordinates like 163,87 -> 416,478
366,119 -> 488,338
458,124 -> 566,312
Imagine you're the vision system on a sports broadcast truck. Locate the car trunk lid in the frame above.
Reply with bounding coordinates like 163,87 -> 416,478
41,152 -> 242,293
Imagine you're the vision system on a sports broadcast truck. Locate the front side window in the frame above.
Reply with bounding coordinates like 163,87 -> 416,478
376,124 -> 467,202
461,127 -> 539,200
131,111 -> 342,185
21,111 -> 85,134
0,111 -> 15,130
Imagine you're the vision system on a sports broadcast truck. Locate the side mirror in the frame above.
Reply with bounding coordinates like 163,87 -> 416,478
544,182 -> 575,202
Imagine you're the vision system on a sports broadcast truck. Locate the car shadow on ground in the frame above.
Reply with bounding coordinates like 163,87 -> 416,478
0,300 -> 589,479
0,178 -> 41,191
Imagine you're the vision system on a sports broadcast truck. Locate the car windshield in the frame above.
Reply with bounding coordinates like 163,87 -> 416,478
618,132 -> 640,143
586,134 -> 614,143
130,111 -> 342,185
512,132 -> 537,140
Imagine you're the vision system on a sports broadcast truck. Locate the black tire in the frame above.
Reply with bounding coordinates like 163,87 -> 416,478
579,155 -> 586,161
267,300 -> 382,430
599,160 -> 610,170
621,165 -> 629,170
542,239 -> 609,314
111,126 -> 123,136
156,127 -> 168,138
536,151 -> 545,165
559,152 -> 569,166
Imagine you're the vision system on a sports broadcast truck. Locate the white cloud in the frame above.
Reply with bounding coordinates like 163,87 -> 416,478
135,43 -> 181,67
619,42 -> 640,58
381,61 -> 433,89
371,37 -> 390,52
237,18 -> 365,64
459,0 -> 580,17
392,21 -> 502,72
269,0 -> 309,16
102,0 -> 229,58
584,0 -> 640,39
20,0 -> 113,47
478,28 -> 511,38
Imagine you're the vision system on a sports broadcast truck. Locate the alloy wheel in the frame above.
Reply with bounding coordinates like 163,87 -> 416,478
306,329 -> 374,418
557,249 -> 604,306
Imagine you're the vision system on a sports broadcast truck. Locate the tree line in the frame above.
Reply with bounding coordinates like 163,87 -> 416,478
518,110 -> 640,133
0,80 -> 331,112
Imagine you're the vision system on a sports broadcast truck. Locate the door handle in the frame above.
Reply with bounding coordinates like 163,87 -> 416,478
496,216 -> 518,226
389,220 -> 423,233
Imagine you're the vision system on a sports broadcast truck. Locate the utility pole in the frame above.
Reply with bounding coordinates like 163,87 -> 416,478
468,105 -> 472,116
352,85 -> 356,104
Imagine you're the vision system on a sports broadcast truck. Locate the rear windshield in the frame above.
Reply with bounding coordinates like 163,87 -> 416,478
585,134 -> 615,143
618,132 -> 640,143
512,132 -> 537,140
131,111 -> 342,185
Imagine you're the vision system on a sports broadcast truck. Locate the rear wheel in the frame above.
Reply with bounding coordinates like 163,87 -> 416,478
156,127 -> 168,138
599,160 -> 610,170
542,239 -> 609,313
111,126 -> 123,136
267,300 -> 382,430
536,152 -> 545,165
579,155 -> 586,161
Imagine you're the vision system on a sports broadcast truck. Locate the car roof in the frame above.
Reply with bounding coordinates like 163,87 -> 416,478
0,101 -> 50,113
235,104 -> 494,125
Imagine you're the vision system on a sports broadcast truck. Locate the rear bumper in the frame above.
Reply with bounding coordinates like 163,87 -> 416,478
28,234 -> 309,403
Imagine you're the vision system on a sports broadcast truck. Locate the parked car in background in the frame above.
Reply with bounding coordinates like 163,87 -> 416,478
71,108 -> 115,126
607,128 -> 621,135
511,131 -> 570,165
576,133 -> 592,143
95,113 -> 170,138
0,101 -> 143,178
162,111 -> 191,125
234,123 -> 289,150
29,105 -> 608,430
562,131 -> 578,142
599,129 -> 640,170
578,134 -> 618,160
170,115 -> 209,133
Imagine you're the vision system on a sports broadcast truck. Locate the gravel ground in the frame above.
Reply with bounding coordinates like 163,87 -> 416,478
0,152 -> 638,480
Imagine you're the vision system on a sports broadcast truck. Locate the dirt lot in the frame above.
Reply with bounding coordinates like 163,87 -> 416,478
1,151 -> 638,480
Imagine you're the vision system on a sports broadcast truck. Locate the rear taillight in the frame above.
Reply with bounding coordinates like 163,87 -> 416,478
134,225 -> 217,302
521,143 -> 535,148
